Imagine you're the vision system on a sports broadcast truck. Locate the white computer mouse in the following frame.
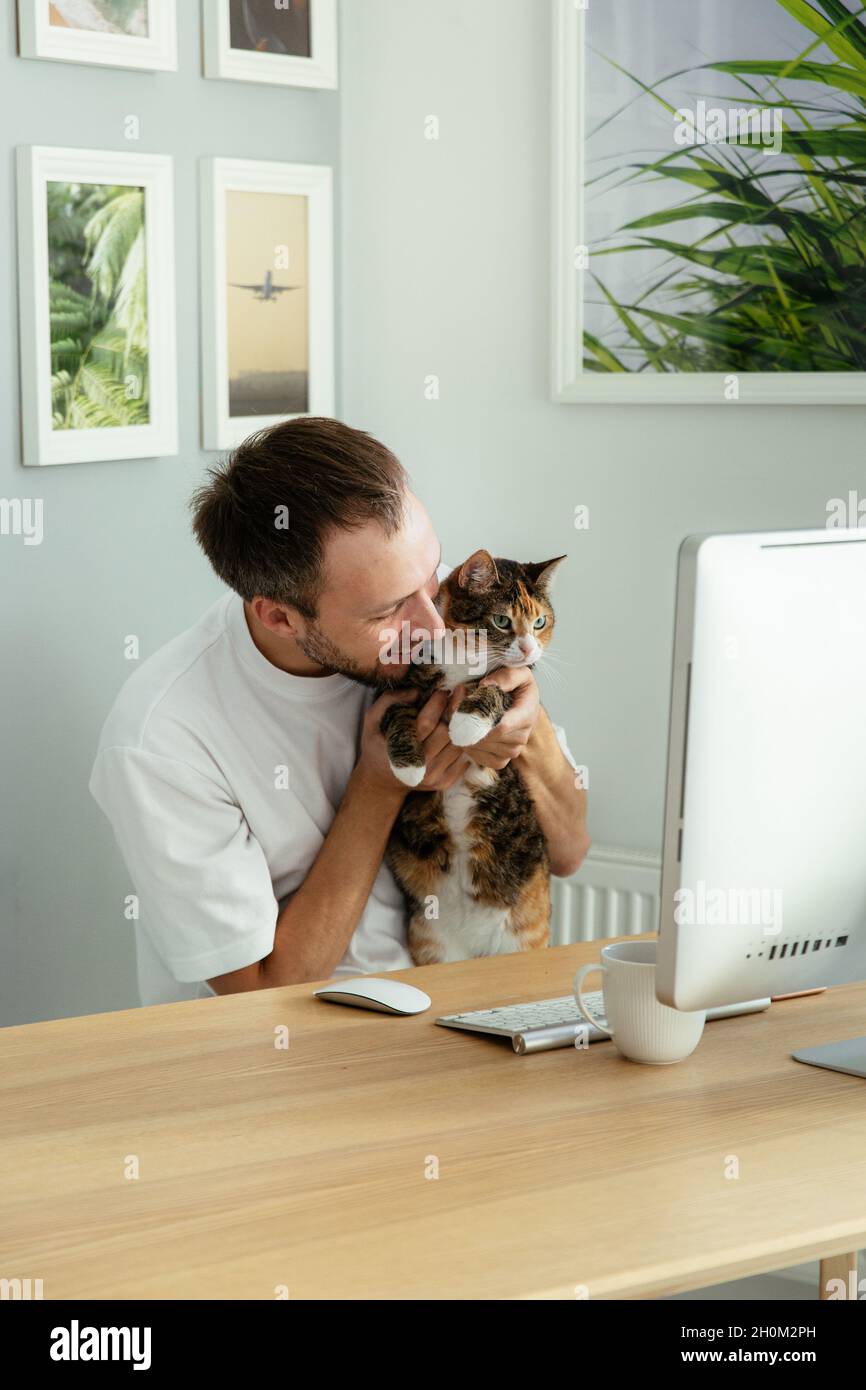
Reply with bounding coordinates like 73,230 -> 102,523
314,977 -> 431,1015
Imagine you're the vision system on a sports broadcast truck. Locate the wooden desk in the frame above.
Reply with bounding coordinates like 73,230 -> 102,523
2,934 -> 865,1300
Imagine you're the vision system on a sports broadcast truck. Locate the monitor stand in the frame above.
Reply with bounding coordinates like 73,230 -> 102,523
792,1036 -> 866,1080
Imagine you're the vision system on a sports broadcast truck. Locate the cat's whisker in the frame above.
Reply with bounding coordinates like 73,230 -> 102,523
534,663 -> 566,694
537,661 -> 571,688
542,661 -> 569,683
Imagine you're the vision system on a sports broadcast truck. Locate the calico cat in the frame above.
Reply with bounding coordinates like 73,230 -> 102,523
379,548 -> 565,965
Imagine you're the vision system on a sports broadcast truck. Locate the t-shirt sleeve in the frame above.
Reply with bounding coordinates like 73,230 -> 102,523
89,746 -> 278,984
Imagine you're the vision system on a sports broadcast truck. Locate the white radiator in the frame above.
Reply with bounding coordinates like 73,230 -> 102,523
550,845 -> 662,945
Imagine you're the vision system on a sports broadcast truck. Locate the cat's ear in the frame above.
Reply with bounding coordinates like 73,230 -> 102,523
524,555 -> 567,591
457,549 -> 500,592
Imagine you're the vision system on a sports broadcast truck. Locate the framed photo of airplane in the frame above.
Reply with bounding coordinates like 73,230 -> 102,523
18,1 -> 177,72
202,0 -> 337,89
200,156 -> 334,450
17,144 -> 178,466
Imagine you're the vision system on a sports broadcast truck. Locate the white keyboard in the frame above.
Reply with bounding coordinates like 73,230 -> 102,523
435,991 -> 771,1054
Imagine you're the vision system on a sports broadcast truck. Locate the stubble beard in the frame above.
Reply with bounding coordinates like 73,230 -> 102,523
296,621 -> 404,690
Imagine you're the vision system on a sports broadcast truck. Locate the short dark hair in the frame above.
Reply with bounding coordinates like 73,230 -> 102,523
190,417 -> 409,618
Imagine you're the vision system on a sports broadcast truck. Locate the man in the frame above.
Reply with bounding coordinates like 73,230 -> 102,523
90,417 -> 589,1005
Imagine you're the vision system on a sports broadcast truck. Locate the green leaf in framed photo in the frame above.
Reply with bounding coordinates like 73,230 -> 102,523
552,0 -> 866,403
17,146 -> 178,465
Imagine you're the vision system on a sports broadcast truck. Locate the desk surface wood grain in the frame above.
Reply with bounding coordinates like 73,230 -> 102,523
2,934 -> 866,1300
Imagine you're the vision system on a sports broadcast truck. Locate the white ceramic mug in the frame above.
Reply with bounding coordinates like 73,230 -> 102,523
573,940 -> 706,1065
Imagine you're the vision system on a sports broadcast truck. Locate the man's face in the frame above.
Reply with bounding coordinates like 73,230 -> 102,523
296,490 -> 446,686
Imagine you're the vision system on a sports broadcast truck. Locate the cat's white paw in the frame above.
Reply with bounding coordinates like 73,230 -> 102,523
449,711 -> 493,747
389,761 -> 426,787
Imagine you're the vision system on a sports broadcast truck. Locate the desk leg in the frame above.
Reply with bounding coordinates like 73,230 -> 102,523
819,1252 -> 858,1299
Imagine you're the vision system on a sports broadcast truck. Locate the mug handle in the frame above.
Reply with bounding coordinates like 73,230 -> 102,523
573,963 -> 615,1038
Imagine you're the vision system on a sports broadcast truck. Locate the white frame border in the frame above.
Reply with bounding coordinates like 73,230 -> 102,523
17,145 -> 178,467
202,0 -> 338,89
200,156 -> 335,451
18,0 -> 177,72
551,0 -> 866,405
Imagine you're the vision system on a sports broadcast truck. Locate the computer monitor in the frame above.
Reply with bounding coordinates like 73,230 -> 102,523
656,528 -> 866,1078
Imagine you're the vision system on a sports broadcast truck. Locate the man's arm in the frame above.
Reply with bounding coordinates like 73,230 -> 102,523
208,688 -> 468,994
515,706 -> 589,877
447,669 -> 590,878
208,766 -> 405,993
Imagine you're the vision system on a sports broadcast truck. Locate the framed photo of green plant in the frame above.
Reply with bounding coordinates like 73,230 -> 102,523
18,1 -> 177,72
17,146 -> 178,466
552,0 -> 866,404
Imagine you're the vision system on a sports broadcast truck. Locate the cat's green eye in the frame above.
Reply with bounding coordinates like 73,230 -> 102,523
491,614 -> 511,631
533,616 -> 547,630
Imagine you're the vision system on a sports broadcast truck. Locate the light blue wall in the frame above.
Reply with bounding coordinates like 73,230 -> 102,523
0,2 -> 339,1025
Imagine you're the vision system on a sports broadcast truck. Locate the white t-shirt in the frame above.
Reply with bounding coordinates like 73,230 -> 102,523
90,569 -> 579,1006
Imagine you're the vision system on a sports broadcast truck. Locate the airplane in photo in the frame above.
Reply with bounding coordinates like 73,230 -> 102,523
230,270 -> 301,301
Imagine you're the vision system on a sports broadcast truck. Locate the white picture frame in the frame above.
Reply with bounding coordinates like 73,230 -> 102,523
202,0 -> 337,89
551,0 -> 866,405
17,145 -> 178,467
18,1 -> 177,72
200,156 -> 334,451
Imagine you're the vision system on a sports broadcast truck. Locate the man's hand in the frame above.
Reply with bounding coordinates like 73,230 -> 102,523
446,668 -> 589,877
413,689 -> 471,790
446,667 -> 540,769
355,688 -> 468,796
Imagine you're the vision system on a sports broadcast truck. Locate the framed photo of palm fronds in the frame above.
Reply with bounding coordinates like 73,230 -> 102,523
17,146 -> 178,466
18,1 -> 177,72
202,0 -> 337,89
552,0 -> 866,404
200,157 -> 334,450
